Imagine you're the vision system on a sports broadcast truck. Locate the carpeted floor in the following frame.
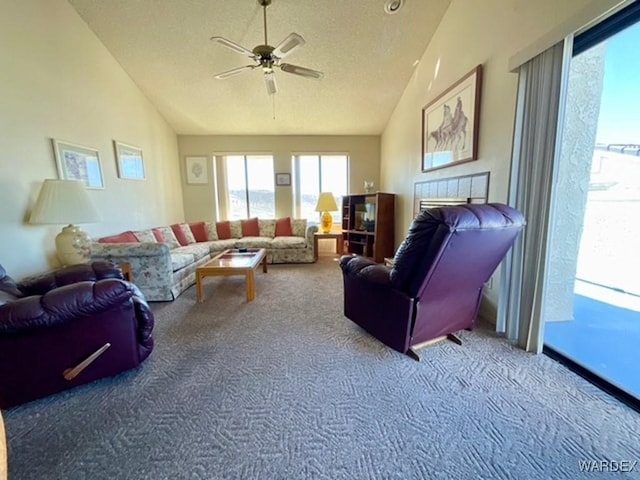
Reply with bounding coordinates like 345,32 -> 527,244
4,260 -> 640,479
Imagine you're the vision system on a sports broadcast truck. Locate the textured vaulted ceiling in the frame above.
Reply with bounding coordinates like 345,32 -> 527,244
68,0 -> 451,135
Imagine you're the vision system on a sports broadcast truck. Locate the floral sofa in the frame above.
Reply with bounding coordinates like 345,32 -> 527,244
91,218 -> 317,301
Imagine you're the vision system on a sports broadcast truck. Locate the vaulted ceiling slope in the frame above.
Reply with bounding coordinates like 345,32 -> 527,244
68,0 -> 451,135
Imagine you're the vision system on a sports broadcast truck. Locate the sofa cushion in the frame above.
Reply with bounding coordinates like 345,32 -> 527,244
172,244 -> 210,261
259,219 -> 275,238
275,217 -> 293,236
241,217 -> 260,237
292,219 -> 308,238
189,222 -> 208,242
154,226 -> 181,249
205,222 -> 219,241
216,221 -> 231,240
234,237 -> 272,249
270,236 -> 306,249
205,239 -> 237,253
98,231 -> 139,243
171,223 -> 196,245
170,252 -> 195,272
132,229 -> 157,243
230,220 -> 242,239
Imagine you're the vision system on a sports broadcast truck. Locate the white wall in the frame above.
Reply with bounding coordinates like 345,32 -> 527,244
178,135 -> 380,221
380,0 -> 625,318
0,0 -> 183,278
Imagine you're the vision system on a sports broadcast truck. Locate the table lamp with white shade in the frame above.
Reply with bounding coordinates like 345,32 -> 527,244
29,179 -> 101,265
315,192 -> 338,234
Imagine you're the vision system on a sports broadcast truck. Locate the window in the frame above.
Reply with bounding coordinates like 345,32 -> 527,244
293,154 -> 348,224
221,155 -> 275,219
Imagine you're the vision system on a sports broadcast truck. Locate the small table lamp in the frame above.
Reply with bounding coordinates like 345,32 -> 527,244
29,179 -> 101,265
315,192 -> 338,234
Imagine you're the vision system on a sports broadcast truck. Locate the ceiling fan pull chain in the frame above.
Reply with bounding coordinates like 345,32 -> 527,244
272,95 -> 276,120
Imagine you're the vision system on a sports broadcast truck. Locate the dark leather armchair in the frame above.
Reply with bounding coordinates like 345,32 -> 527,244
0,261 -> 154,408
340,203 -> 524,359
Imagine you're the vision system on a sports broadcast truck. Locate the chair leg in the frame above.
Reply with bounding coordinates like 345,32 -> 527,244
406,349 -> 420,362
447,333 -> 463,345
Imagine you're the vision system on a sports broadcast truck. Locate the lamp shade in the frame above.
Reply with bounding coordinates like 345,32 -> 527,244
314,192 -> 338,212
29,179 -> 101,266
29,179 -> 100,225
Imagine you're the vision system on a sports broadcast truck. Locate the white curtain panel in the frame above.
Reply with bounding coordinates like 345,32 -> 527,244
497,40 -> 568,353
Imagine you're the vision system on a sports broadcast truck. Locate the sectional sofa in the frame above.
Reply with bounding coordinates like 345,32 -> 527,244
91,217 -> 317,301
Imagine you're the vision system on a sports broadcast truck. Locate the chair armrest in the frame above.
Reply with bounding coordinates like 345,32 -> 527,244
18,261 -> 123,296
339,255 -> 392,287
129,284 -> 154,361
0,279 -> 133,334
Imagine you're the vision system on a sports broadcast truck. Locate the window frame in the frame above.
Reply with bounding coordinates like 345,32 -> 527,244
292,153 -> 350,224
215,154 -> 276,220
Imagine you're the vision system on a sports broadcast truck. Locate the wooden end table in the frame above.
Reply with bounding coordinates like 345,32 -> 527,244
313,232 -> 344,261
196,248 -> 267,303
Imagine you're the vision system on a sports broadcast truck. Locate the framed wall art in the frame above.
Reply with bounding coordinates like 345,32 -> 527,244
52,139 -> 104,189
114,141 -> 145,180
275,172 -> 291,186
185,156 -> 209,184
422,65 -> 482,172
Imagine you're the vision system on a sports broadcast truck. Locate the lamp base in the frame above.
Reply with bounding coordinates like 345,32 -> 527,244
55,224 -> 92,265
320,211 -> 333,234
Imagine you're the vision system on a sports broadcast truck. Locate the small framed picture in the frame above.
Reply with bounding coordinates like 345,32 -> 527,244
52,139 -> 104,189
114,141 -> 145,180
185,156 -> 209,184
275,173 -> 291,186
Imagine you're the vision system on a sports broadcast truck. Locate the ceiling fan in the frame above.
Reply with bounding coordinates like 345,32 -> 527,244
210,0 -> 324,95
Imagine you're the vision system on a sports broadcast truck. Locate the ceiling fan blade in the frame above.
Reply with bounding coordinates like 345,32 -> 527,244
214,65 -> 258,80
264,72 -> 278,95
272,33 -> 305,59
279,63 -> 324,80
210,36 -> 255,58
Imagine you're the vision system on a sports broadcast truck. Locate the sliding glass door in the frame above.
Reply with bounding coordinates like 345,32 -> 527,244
544,4 -> 640,402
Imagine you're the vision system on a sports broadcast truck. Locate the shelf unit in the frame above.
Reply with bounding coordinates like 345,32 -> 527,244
341,192 -> 395,263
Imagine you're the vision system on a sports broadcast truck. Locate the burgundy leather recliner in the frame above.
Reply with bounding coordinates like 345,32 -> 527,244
0,261 -> 154,408
340,203 -> 524,359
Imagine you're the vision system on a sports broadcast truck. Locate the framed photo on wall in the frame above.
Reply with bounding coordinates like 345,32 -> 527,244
52,139 -> 104,189
275,172 -> 291,186
185,156 -> 209,184
114,141 -> 145,180
422,65 -> 482,172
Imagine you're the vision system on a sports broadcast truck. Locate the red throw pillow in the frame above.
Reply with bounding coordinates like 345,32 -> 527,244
98,231 -> 139,243
171,224 -> 190,246
241,217 -> 260,237
189,222 -> 208,242
275,217 -> 293,236
216,221 -> 231,240
152,228 -> 164,242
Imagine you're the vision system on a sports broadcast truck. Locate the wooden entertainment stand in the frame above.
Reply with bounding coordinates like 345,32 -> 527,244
341,192 -> 395,263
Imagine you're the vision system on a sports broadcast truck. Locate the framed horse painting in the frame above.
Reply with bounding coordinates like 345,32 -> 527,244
421,65 -> 482,172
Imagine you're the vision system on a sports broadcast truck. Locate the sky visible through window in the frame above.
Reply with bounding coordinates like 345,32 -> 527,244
594,21 -> 640,145
297,155 -> 348,223
225,155 -> 275,219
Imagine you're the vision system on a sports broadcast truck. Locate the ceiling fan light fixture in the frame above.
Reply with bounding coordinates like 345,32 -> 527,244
384,0 -> 404,15
264,72 -> 278,95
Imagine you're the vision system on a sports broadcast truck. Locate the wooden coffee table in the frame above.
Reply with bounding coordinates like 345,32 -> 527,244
196,248 -> 267,303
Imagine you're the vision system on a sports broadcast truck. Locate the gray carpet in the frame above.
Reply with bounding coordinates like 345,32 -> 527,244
4,260 -> 640,479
